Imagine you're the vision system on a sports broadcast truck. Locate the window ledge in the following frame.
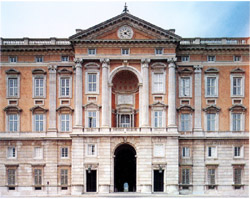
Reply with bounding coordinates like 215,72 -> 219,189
6,185 -> 18,187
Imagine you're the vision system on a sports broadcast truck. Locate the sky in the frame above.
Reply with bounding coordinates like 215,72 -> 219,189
0,1 -> 249,38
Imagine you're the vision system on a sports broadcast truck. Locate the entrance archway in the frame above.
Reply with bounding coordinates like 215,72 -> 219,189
114,144 -> 136,192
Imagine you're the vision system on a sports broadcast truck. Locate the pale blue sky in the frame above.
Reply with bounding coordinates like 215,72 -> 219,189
1,1 -> 249,38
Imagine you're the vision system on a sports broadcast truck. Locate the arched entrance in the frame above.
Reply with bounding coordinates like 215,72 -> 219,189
114,144 -> 136,192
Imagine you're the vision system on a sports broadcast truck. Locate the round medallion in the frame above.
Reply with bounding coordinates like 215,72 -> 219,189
117,26 -> 133,39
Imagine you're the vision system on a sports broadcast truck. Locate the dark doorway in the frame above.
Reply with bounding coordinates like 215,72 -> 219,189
86,170 -> 96,192
114,144 -> 136,192
154,170 -> 164,192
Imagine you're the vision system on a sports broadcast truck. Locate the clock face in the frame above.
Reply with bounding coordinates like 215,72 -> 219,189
118,26 -> 133,39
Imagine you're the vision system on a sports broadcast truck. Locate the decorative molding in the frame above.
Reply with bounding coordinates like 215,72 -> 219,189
3,105 -> 22,113
151,62 -> 167,70
58,68 -> 73,74
193,65 -> 203,73
100,58 -> 110,68
230,67 -> 245,74
56,106 -> 74,113
84,62 -> 100,69
203,105 -> 221,113
177,105 -> 194,112
48,65 -> 57,72
30,105 -> 48,113
150,101 -> 168,108
83,102 -> 101,109
204,67 -> 219,74
32,68 -> 47,75
178,68 -> 193,74
5,68 -> 20,75
229,104 -> 247,112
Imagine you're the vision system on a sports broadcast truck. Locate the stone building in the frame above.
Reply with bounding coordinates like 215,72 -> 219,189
0,8 -> 249,197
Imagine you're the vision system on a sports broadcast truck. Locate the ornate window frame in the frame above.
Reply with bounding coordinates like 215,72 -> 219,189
230,68 -> 245,98
32,69 -> 47,99
57,106 -> 74,132
83,103 -> 101,128
6,69 -> 20,99
203,105 -> 221,132
150,102 -> 167,128
151,62 -> 166,95
4,105 -> 22,132
177,105 -> 194,132
229,105 -> 246,132
30,106 -> 48,132
58,69 -> 73,98
204,68 -> 219,98
84,63 -> 100,95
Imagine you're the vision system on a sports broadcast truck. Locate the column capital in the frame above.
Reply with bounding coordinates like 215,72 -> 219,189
167,57 -> 177,69
74,58 -> 83,69
193,65 -> 203,73
48,65 -> 57,73
141,58 -> 150,68
100,58 -> 110,68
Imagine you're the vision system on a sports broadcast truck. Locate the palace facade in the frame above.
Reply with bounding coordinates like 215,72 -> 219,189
0,9 -> 249,197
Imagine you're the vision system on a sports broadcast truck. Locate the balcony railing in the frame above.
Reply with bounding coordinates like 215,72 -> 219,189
180,38 -> 249,45
0,38 -> 71,45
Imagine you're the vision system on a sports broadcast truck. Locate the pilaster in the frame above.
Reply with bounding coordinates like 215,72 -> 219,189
167,58 -> 178,133
73,58 -> 83,130
47,65 -> 57,135
141,58 -> 150,128
100,58 -> 110,128
193,65 -> 203,133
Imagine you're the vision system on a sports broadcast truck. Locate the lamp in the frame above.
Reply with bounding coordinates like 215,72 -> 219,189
159,165 -> 163,173
88,165 -> 92,173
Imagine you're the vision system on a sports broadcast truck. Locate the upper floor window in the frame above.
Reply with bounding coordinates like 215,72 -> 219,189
121,48 -> 129,55
9,56 -> 17,63
35,56 -> 43,63
88,48 -> 96,55
231,76 -> 244,97
233,146 -> 244,158
88,73 -> 97,92
181,56 -> 190,62
61,114 -> 70,132
206,113 -> 216,131
155,48 -> 163,55
7,147 -> 16,158
232,113 -> 243,131
182,147 -> 190,158
60,77 -> 70,97
154,111 -> 163,128
152,73 -> 164,93
180,114 -> 191,131
8,78 -> 18,97
207,55 -> 215,62
8,114 -> 18,132
61,56 -> 69,62
179,77 -> 191,97
205,76 -> 218,97
234,55 -> 241,62
34,114 -> 44,132
34,77 -> 44,97
207,146 -> 217,158
87,111 -> 97,128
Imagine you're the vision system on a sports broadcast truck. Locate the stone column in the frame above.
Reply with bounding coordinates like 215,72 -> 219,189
100,58 -> 110,128
48,65 -> 57,133
141,58 -> 150,128
193,65 -> 203,132
167,58 -> 177,132
74,58 -> 83,129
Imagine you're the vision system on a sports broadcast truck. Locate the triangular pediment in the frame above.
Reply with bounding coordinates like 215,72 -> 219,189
69,12 -> 181,42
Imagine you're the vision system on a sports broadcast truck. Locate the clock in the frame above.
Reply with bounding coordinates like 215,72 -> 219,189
118,26 -> 133,39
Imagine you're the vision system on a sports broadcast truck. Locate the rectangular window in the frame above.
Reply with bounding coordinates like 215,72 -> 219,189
182,168 -> 190,184
153,73 -> 164,93
207,56 -> 215,62
182,147 -> 190,158
232,77 -> 242,96
155,48 -> 163,55
7,147 -> 16,158
180,77 -> 190,97
8,169 -> 15,185
232,113 -> 241,131
8,114 -> 18,132
206,77 -> 217,97
181,56 -> 190,62
87,144 -> 96,156
180,114 -> 191,131
35,114 -> 44,132
154,111 -> 163,128
8,78 -> 18,97
61,169 -> 68,185
61,56 -> 69,62
9,56 -> 17,63
121,48 -> 129,55
34,147 -> 43,159
88,111 -> 96,128
61,114 -> 70,132
207,113 -> 216,131
207,146 -> 216,158
208,168 -> 216,184
234,56 -> 241,62
35,56 -> 43,62
234,146 -> 241,157
88,48 -> 96,55
88,73 -> 97,92
34,169 -> 42,185
61,147 -> 68,158
34,77 -> 44,97
120,115 -> 130,127
234,168 -> 242,184
60,78 -> 70,97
